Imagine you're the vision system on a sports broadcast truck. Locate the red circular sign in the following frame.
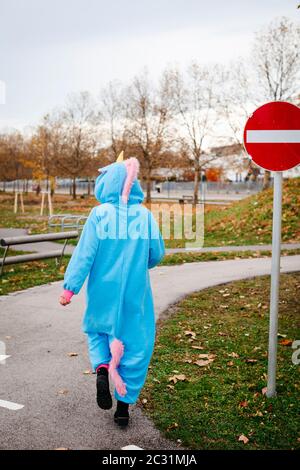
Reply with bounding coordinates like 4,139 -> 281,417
243,101 -> 300,171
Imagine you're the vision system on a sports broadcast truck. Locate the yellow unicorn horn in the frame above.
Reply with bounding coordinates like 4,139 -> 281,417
116,151 -> 124,162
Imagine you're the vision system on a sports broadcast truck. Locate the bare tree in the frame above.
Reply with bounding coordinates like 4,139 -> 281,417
219,60 -> 259,181
170,63 -> 218,204
253,17 -> 300,102
55,91 -> 98,199
125,69 -> 173,202
252,17 -> 300,188
98,80 -> 129,161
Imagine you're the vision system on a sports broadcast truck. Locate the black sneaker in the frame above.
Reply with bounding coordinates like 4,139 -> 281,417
114,400 -> 129,427
96,368 -> 112,410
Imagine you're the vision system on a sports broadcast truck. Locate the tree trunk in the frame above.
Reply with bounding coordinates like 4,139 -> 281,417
146,175 -> 151,203
193,166 -> 200,205
263,170 -> 271,190
72,177 -> 76,199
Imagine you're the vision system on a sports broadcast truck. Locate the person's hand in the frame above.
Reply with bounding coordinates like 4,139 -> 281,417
59,289 -> 74,306
59,294 -> 71,306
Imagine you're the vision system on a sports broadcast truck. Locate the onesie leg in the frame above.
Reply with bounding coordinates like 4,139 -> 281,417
86,332 -> 111,371
86,332 -> 112,410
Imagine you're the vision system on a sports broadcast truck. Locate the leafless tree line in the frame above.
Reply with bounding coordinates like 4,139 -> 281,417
0,17 -> 299,201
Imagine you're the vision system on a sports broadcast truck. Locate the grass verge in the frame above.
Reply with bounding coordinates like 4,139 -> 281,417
0,256 -> 70,295
140,273 -> 300,450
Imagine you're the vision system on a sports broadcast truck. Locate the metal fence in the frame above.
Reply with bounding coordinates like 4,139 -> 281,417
0,178 -> 269,199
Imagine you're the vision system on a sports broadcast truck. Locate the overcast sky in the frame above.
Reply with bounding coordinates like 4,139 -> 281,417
0,0 -> 299,131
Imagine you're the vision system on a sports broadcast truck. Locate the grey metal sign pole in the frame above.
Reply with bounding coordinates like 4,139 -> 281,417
266,171 -> 283,398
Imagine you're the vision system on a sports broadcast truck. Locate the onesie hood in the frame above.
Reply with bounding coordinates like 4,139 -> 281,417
94,161 -> 144,205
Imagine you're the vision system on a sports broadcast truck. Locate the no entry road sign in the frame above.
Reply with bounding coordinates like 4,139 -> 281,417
243,101 -> 300,171
243,101 -> 300,398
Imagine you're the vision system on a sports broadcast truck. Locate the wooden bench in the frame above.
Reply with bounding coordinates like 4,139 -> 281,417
0,231 -> 78,275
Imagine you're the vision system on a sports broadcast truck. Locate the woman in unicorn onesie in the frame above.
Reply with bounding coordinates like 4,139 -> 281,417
59,154 -> 165,427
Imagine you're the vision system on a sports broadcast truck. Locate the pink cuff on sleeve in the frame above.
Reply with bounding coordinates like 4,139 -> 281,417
62,289 -> 74,302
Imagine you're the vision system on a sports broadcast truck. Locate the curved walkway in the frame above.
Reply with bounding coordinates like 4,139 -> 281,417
0,255 -> 299,449
0,228 -> 299,255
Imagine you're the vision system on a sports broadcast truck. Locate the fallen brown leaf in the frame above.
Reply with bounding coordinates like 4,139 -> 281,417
194,358 -> 214,367
228,352 -> 239,358
239,400 -> 248,408
67,352 -> 78,357
261,387 -> 268,396
198,353 -> 216,360
279,339 -> 293,346
191,345 -> 204,350
168,374 -> 187,384
184,330 -> 196,338
238,434 -> 249,444
166,422 -> 179,431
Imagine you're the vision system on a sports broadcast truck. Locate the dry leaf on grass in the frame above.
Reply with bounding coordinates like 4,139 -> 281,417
228,352 -> 239,358
279,339 -> 293,346
194,358 -> 214,367
277,333 -> 287,338
167,422 -> 179,431
239,400 -> 248,408
245,359 -> 257,364
261,387 -> 268,395
191,345 -> 204,350
227,361 -> 234,367
198,353 -> 216,360
238,434 -> 249,444
184,330 -> 196,339
168,374 -> 187,384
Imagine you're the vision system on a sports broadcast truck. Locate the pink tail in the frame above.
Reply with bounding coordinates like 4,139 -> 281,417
109,338 -> 127,397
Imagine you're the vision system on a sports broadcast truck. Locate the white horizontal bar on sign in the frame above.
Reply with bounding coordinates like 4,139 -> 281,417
0,399 -> 24,410
246,130 -> 300,143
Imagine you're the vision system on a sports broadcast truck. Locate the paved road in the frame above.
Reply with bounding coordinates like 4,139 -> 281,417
0,255 -> 299,450
1,228 -> 299,256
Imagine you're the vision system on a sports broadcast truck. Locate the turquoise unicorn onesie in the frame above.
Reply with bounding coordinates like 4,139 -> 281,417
61,155 -> 165,419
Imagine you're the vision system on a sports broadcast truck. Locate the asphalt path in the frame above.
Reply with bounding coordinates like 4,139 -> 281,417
0,255 -> 299,449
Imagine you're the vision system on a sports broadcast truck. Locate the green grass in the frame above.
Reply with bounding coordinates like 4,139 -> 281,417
203,177 -> 300,247
0,256 -> 70,295
0,178 -> 299,249
140,273 -> 300,450
162,249 -> 300,265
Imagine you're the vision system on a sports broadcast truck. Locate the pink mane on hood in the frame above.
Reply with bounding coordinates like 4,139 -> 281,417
122,157 -> 140,204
